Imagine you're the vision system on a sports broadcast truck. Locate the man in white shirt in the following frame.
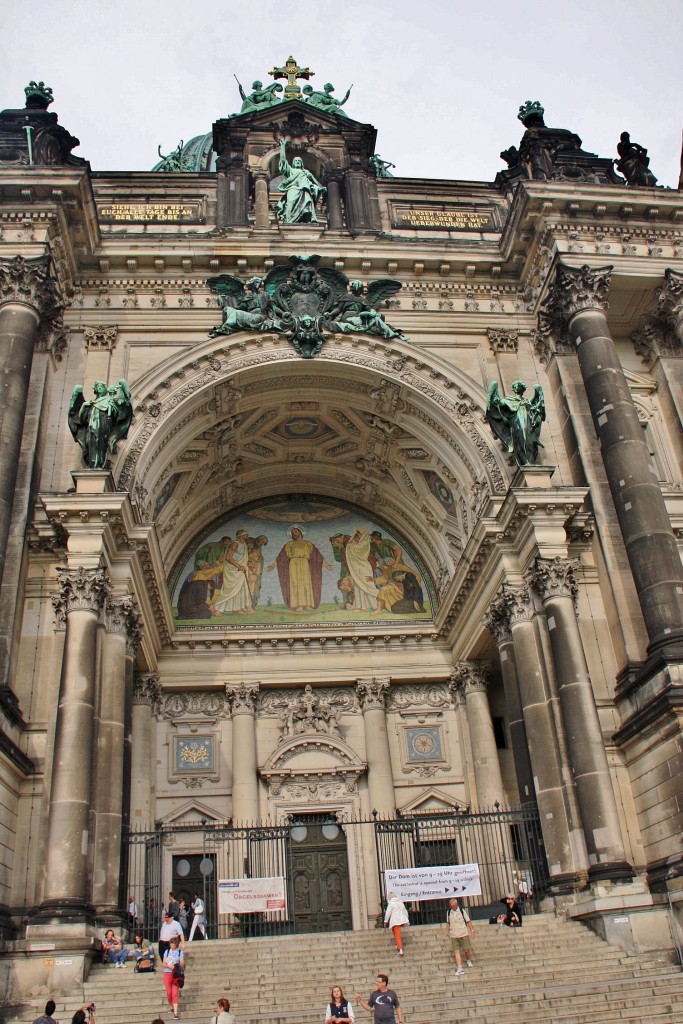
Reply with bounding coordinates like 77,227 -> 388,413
159,912 -> 184,959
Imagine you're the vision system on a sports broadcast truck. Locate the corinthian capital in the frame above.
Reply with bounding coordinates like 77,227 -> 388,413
104,594 -> 143,654
498,584 -> 535,626
449,661 -> 490,698
484,593 -> 512,646
133,671 -> 161,708
0,254 -> 63,322
51,566 -> 111,622
527,556 -> 578,604
226,682 -> 260,714
656,269 -> 683,331
540,263 -> 612,335
356,677 -> 390,710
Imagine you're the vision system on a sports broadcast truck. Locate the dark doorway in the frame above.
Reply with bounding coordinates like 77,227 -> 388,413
172,853 -> 216,938
288,819 -> 352,932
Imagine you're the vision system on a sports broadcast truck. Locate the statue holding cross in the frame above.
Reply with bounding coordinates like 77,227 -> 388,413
269,55 -> 314,101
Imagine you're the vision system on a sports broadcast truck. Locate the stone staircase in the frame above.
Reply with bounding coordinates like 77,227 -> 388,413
10,917 -> 683,1024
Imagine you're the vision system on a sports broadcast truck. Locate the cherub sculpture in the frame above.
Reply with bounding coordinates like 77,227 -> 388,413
68,380 -> 133,469
485,379 -> 545,467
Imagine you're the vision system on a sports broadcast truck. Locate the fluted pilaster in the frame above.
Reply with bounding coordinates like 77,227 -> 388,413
356,677 -> 395,816
226,683 -> 260,824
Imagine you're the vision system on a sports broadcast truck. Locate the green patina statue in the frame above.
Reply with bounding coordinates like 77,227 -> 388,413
485,379 -> 545,467
236,78 -> 283,114
208,255 -> 406,358
371,154 -> 395,178
68,380 -> 133,469
301,82 -> 352,117
275,139 -> 326,224
156,140 -> 195,172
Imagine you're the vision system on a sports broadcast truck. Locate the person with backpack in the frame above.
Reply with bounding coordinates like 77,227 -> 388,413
133,934 -> 156,973
162,935 -> 185,1020
444,897 -> 475,976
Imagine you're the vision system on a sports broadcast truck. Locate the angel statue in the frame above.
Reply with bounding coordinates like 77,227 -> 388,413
68,379 -> 133,469
235,78 -> 283,114
485,379 -> 545,467
207,275 -> 274,337
275,138 -> 326,224
329,280 -> 406,340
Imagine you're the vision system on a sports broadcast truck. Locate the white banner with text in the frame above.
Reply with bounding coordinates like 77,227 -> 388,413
217,876 -> 286,914
385,863 -> 481,901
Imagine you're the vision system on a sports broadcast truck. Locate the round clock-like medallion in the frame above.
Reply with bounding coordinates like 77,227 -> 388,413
412,731 -> 436,756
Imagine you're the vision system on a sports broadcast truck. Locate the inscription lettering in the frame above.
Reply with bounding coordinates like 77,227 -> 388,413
99,203 -> 201,223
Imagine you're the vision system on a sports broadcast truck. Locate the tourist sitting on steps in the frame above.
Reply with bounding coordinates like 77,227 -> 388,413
101,928 -> 128,967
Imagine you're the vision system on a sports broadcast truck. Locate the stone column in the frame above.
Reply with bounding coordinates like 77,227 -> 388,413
541,264 -> 683,656
40,566 -> 111,918
356,677 -> 395,816
500,584 -> 585,889
484,597 -> 536,805
449,662 -> 505,809
130,672 -> 161,829
0,256 -> 61,589
326,175 -> 344,230
254,173 -> 270,229
226,683 -> 260,825
528,557 -> 632,881
91,596 -> 141,917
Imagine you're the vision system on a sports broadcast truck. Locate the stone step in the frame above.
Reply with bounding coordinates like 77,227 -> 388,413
9,918 -> 683,1024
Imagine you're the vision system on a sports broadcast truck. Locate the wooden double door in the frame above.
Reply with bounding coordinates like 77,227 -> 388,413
289,821 -> 352,933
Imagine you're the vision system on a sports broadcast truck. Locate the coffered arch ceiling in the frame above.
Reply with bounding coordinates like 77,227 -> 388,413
114,335 -> 510,597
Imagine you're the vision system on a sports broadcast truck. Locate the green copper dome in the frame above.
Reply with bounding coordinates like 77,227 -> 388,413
152,133 -> 216,172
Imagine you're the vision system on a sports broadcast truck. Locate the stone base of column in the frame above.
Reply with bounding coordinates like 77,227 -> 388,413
0,901 -> 17,939
29,897 -> 97,928
546,871 -> 589,896
588,860 -> 635,884
5,942 -> 96,1003
559,881 -> 674,954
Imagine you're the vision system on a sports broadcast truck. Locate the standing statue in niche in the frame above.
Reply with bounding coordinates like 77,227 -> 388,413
615,132 -> 658,186
301,82 -> 352,117
68,380 -> 133,469
275,138 -> 326,224
485,379 -> 545,467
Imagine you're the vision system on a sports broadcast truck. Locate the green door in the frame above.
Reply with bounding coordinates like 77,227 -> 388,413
289,822 -> 352,932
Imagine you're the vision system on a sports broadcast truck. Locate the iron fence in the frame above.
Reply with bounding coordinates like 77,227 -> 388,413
122,805 -> 547,940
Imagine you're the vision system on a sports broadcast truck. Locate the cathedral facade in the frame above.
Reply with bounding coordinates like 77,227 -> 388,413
1,68 -> 682,998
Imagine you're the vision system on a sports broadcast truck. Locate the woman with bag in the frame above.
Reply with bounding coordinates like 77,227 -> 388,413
162,935 -> 185,1020
325,985 -> 354,1024
383,892 -> 409,956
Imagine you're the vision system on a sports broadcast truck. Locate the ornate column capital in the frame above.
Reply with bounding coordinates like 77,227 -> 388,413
656,269 -> 683,332
83,325 -> 118,351
449,661 -> 490,698
51,566 -> 111,623
226,681 -> 260,714
484,592 -> 512,646
487,328 -> 519,354
499,583 -> 535,626
527,555 -> 579,605
0,254 -> 63,321
356,676 -> 390,710
133,671 -> 161,708
538,265 -> 612,358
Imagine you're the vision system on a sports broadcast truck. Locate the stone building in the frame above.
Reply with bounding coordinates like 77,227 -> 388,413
0,68 -> 682,998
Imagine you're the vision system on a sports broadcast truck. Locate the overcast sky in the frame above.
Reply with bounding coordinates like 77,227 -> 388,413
4,0 -> 682,186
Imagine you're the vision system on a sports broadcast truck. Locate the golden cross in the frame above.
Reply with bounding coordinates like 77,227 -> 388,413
269,55 -> 314,101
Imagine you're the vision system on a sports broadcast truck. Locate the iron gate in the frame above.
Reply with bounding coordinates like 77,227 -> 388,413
122,806 -> 547,938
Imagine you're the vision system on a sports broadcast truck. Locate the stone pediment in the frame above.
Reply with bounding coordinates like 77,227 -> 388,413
225,99 -> 371,133
260,734 -> 366,797
398,787 -> 464,816
161,798 -> 223,825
